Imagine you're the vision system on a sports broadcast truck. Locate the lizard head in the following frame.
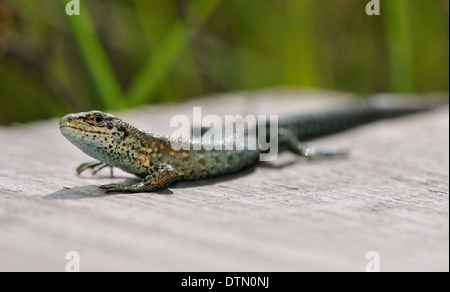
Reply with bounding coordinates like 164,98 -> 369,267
60,111 -> 127,164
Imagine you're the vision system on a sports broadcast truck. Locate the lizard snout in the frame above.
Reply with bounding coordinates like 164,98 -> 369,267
60,114 -> 76,128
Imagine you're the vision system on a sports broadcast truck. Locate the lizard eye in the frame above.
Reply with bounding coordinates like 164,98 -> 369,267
94,115 -> 104,124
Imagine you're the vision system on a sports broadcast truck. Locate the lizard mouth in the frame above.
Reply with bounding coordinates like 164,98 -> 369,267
59,124 -> 77,138
59,123 -> 108,137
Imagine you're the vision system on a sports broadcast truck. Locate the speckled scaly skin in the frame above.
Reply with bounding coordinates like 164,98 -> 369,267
59,96 -> 440,193
60,111 -> 261,192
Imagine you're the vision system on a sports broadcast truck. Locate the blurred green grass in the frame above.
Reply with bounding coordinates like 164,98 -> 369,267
0,0 -> 448,124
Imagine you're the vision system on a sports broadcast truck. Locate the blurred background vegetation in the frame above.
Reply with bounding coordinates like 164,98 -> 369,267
0,0 -> 448,125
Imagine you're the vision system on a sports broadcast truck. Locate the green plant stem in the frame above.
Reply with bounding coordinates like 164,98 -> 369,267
127,0 -> 221,106
62,0 -> 124,109
385,0 -> 414,92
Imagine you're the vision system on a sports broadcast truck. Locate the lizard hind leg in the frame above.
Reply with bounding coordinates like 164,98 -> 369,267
99,163 -> 178,193
279,128 -> 348,158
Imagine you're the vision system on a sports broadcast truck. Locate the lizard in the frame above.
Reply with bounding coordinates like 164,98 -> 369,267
59,95 -> 444,193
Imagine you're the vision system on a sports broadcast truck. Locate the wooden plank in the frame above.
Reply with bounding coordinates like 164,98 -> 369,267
0,90 -> 448,271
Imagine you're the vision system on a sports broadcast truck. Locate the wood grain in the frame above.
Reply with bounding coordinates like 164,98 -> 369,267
0,90 -> 448,271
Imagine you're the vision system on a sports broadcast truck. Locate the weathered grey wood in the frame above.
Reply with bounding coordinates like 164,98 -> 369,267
0,90 -> 448,272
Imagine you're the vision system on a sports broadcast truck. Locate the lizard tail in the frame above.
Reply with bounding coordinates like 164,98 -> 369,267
278,93 -> 449,141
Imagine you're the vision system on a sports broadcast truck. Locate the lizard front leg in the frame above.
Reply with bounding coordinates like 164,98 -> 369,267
99,163 -> 178,193
77,160 -> 114,176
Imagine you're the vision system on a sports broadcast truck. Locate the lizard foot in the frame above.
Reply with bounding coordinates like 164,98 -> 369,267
99,163 -> 178,193
280,128 -> 348,158
299,143 -> 349,159
77,161 -> 114,177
